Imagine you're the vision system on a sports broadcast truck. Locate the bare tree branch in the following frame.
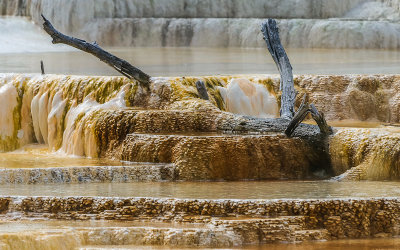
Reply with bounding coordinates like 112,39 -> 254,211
41,14 -> 151,86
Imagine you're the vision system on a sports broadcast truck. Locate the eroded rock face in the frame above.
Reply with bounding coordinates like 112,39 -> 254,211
330,127 -> 400,180
1,196 -> 400,241
115,133 -> 321,180
293,75 -> 400,123
2,74 -> 400,181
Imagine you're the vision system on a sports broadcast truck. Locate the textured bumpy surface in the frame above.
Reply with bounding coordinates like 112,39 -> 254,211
0,196 -> 399,245
0,164 -> 177,184
1,74 -> 400,181
330,127 -> 400,181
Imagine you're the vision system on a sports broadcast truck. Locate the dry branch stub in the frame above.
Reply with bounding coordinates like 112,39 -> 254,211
285,94 -> 310,136
40,60 -> 45,74
41,14 -> 151,87
285,94 -> 333,137
261,19 -> 296,120
310,104 -> 333,135
195,80 -> 210,100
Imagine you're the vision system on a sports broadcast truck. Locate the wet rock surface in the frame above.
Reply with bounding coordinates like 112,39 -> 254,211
0,164 -> 177,184
0,196 -> 399,246
1,74 -> 400,248
330,127 -> 400,180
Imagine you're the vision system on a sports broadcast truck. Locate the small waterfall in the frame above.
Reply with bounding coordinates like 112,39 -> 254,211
218,79 -> 278,118
0,74 -> 281,155
0,74 -> 135,154
330,127 -> 400,180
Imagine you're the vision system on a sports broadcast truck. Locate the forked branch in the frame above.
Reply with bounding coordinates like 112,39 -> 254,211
285,94 -> 332,137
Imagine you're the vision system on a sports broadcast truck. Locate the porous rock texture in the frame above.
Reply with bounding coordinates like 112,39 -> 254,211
330,127 -> 400,181
0,196 -> 399,243
2,74 -> 400,181
293,74 -> 400,123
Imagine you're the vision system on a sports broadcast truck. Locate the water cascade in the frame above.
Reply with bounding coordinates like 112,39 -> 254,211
0,73 -> 400,246
330,127 -> 400,180
218,78 -> 278,117
0,73 -> 399,181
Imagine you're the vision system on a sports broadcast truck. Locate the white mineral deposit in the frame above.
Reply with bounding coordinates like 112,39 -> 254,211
0,0 -> 399,249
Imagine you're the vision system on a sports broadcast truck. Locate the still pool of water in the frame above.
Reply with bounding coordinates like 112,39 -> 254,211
80,238 -> 400,249
0,180 -> 399,199
2,47 -> 400,76
0,144 -> 136,168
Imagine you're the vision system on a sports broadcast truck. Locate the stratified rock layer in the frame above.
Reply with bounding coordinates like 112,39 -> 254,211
2,74 -> 400,181
116,133 -> 319,180
0,196 -> 399,243
330,127 -> 400,181
0,164 -> 177,184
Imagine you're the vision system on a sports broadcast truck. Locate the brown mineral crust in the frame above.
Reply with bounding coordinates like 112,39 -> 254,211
292,75 -> 400,122
94,108 -> 228,156
116,133 -> 321,180
330,128 -> 400,180
2,197 -> 400,240
0,165 -> 177,184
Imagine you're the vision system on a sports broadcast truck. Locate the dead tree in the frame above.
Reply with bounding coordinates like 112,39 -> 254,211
40,60 -> 45,74
261,19 -> 295,120
261,19 -> 332,137
41,15 -> 150,87
285,94 -> 333,136
195,80 -> 209,100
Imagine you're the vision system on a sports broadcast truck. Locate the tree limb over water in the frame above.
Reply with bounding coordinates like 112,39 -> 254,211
261,19 -> 332,137
41,15 -> 151,86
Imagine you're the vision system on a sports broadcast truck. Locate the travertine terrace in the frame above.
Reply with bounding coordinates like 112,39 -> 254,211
1,73 -> 400,248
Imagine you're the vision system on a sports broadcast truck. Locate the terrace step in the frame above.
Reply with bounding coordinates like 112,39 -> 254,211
293,229 -> 330,241
0,164 -> 176,184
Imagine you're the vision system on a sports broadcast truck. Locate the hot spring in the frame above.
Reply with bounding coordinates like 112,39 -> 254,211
1,0 -> 400,249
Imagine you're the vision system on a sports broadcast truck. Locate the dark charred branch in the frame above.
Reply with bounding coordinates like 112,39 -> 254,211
40,60 -> 45,75
195,80 -> 209,100
41,15 -> 150,86
261,19 -> 331,137
310,104 -> 333,135
285,94 -> 310,136
261,19 -> 296,120
284,94 -> 333,137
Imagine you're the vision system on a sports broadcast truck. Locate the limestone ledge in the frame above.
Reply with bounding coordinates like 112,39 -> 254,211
2,74 -> 400,181
0,164 -> 177,184
0,217 -> 324,248
116,133 -> 323,180
330,127 -> 400,180
0,196 -> 398,241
